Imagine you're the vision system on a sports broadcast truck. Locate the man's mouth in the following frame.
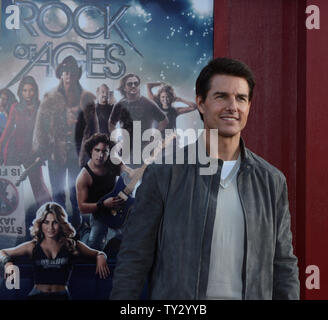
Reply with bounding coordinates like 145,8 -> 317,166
220,116 -> 239,121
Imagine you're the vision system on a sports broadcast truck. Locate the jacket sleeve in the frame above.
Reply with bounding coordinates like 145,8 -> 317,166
81,92 -> 97,138
272,176 -> 300,299
78,92 -> 97,167
110,164 -> 165,299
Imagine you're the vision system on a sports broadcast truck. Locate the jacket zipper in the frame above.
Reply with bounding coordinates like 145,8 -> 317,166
237,169 -> 248,300
195,174 -> 213,299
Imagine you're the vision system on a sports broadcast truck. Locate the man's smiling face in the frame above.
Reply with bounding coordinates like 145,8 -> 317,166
197,74 -> 251,138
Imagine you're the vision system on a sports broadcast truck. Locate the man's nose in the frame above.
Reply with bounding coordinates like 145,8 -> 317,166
226,97 -> 238,112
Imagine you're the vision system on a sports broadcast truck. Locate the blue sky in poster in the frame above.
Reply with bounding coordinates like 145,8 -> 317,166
0,0 -> 213,94
0,0 -> 213,129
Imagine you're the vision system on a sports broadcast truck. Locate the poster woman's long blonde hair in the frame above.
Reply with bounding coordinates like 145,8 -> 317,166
30,202 -> 78,254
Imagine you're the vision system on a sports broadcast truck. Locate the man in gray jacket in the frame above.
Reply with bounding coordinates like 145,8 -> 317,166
110,58 -> 300,300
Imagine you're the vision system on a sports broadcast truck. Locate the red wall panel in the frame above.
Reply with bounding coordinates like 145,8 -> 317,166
214,0 -> 328,299
304,0 -> 328,299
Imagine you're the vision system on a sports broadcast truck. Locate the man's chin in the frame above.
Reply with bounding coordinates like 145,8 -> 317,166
127,93 -> 139,100
95,160 -> 105,166
216,129 -> 241,139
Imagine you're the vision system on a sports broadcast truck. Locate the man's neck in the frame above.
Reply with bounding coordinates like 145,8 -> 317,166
88,159 -> 107,175
63,83 -> 70,93
126,94 -> 140,102
63,82 -> 78,95
203,130 -> 240,161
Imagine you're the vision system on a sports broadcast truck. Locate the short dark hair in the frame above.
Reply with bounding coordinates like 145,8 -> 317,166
84,133 -> 112,158
196,58 -> 255,121
118,73 -> 141,97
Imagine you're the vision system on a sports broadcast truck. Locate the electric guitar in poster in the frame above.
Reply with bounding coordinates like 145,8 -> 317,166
99,133 -> 176,229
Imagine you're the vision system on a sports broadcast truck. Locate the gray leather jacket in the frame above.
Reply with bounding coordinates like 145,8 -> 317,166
111,138 -> 300,300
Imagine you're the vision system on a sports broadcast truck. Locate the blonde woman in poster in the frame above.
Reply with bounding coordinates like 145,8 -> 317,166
0,202 -> 109,300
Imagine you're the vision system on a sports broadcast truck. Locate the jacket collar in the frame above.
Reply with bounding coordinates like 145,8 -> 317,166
181,133 -> 254,174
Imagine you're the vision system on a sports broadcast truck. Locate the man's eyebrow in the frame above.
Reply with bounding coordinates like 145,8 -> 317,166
212,91 -> 249,97
212,91 -> 227,96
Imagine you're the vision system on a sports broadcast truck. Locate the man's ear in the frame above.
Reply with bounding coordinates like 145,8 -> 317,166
196,96 -> 205,115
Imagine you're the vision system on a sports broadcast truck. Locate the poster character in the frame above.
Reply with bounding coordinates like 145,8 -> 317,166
0,202 -> 109,300
95,84 -> 115,135
108,73 -> 169,164
76,133 -> 133,251
0,89 -> 17,139
32,55 -> 97,230
0,76 -> 51,207
147,82 -> 197,130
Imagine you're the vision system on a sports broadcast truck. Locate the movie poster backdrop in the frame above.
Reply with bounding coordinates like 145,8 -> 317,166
0,0 -> 213,298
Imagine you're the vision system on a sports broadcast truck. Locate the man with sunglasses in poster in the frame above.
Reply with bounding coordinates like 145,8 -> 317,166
108,73 -> 168,166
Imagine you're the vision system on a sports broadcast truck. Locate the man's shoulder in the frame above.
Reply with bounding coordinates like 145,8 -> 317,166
43,87 -> 63,99
139,95 -> 158,107
81,90 -> 96,104
146,162 -> 173,177
114,98 -> 127,109
39,88 -> 65,111
246,148 -> 286,181
147,144 -> 195,175
77,165 -> 93,185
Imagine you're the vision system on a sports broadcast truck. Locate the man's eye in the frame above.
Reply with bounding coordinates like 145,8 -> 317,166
237,96 -> 247,102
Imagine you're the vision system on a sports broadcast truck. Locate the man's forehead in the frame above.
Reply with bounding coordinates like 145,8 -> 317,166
209,74 -> 249,94
99,85 -> 109,92
126,76 -> 139,83
94,142 -> 109,150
